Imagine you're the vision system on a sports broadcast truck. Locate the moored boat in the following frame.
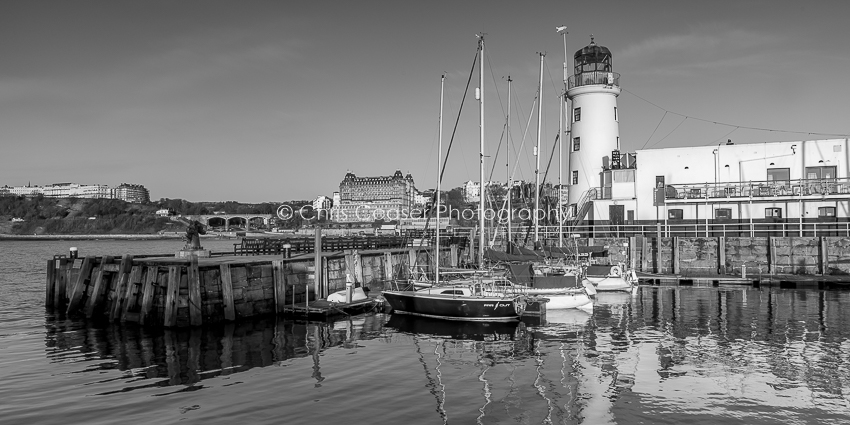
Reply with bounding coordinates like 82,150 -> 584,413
582,264 -> 636,292
382,278 -> 527,322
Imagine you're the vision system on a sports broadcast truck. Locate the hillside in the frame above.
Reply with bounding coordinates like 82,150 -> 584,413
0,196 -> 283,235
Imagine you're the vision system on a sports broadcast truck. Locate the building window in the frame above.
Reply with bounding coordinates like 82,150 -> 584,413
805,166 -> 836,180
765,207 -> 782,218
767,168 -> 790,183
668,209 -> 683,220
573,137 -> 580,151
572,171 -> 578,185
715,208 -> 732,220
614,106 -> 618,121
574,107 -> 581,122
819,207 -> 836,217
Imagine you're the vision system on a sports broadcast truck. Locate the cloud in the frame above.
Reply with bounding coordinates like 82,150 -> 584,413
617,27 -> 782,77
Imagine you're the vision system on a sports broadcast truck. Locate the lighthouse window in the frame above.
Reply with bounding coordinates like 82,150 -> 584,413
574,107 -> 581,122
614,107 -> 618,121
573,137 -> 581,151
572,171 -> 578,185
765,208 -> 782,218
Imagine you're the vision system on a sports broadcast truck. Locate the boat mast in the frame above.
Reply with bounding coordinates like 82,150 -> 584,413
506,76 -> 512,253
558,25 -> 568,248
435,74 -> 445,285
534,52 -> 544,247
477,34 -> 485,267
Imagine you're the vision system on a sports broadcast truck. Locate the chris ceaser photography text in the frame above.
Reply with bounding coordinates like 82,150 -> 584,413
275,204 -> 572,223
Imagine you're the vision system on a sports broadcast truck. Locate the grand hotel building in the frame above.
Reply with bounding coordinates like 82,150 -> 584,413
333,170 -> 416,222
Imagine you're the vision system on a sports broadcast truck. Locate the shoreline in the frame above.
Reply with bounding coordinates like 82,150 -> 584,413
0,233 -> 238,241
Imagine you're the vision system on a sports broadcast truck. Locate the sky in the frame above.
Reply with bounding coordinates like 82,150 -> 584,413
2,0 -> 849,203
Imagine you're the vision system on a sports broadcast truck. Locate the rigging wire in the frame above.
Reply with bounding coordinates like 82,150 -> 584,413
646,115 -> 688,149
624,87 -> 850,142
640,111 -> 667,150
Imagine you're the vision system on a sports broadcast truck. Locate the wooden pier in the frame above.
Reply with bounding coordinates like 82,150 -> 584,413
46,244 -> 460,328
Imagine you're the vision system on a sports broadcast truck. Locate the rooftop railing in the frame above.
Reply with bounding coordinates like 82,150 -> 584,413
665,177 -> 850,201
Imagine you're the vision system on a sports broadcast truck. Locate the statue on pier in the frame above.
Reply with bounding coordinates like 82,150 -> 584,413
184,220 -> 206,250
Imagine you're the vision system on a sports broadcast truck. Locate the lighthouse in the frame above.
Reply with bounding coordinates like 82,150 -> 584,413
566,36 -> 621,215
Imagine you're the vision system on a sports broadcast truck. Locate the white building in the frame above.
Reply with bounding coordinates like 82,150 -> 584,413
42,183 -> 111,199
462,180 -> 500,203
2,182 -> 146,201
413,191 -> 429,206
8,185 -> 42,196
577,138 -> 849,226
313,195 -> 333,210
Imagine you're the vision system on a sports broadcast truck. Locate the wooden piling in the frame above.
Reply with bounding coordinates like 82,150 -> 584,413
163,266 -> 180,327
450,244 -> 458,267
383,252 -> 394,281
820,236 -> 828,275
66,256 -> 94,314
769,237 -> 776,275
109,255 -> 134,321
187,257 -> 202,327
673,237 -> 680,275
84,266 -> 106,318
46,260 -> 55,308
272,260 -> 285,314
718,237 -> 726,275
220,264 -> 236,321
120,266 -> 143,322
139,266 -> 158,325
54,258 -> 68,310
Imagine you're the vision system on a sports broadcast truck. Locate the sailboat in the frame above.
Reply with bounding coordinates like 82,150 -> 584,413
381,36 -> 528,322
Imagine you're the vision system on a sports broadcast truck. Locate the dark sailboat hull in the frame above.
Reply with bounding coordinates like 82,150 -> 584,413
381,291 -> 524,322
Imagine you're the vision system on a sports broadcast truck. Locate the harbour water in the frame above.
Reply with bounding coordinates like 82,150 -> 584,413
2,239 -> 849,424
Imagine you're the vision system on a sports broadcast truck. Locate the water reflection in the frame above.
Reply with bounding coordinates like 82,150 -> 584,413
43,314 -> 386,393
38,286 -> 850,423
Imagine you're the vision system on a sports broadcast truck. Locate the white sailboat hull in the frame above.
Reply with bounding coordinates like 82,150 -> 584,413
583,276 -> 633,292
539,292 -> 594,310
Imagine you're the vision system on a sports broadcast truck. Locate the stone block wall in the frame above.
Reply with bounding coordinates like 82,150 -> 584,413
772,237 -> 820,275
825,237 -> 850,275
678,238 -> 719,276
725,237 -> 769,276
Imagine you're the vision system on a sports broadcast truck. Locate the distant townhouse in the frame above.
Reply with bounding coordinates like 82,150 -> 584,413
332,170 -> 416,222
113,183 -> 150,203
1,182 -> 150,202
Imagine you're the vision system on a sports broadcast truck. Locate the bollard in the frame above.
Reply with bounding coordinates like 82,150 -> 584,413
69,247 -> 78,259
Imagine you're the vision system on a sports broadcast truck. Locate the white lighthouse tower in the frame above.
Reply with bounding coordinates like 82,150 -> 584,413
566,36 -> 620,219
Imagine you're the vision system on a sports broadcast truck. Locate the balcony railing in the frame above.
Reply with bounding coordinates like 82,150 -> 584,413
568,71 -> 620,89
665,177 -> 850,201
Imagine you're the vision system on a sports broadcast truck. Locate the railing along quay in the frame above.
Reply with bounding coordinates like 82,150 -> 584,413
233,235 -> 469,256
